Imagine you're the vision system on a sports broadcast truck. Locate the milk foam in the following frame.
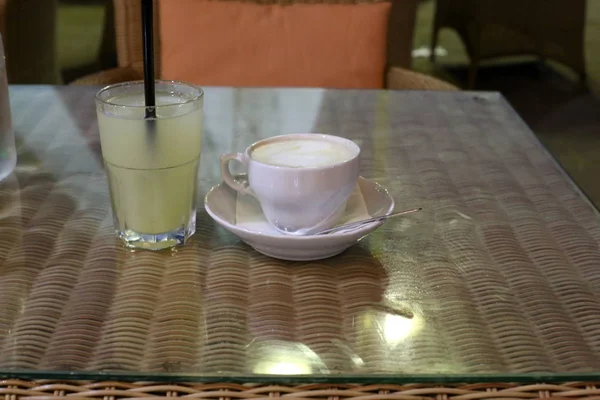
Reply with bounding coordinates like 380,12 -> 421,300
251,138 -> 356,168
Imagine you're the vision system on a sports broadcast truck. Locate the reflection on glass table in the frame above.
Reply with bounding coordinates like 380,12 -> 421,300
0,85 -> 599,385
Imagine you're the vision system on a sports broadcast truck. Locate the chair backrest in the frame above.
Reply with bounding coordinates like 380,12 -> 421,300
114,0 -> 162,77
112,0 -> 417,86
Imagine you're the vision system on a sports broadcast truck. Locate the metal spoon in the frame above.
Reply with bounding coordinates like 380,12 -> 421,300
315,207 -> 422,235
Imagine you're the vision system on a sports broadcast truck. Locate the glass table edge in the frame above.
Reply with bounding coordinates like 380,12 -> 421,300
1,369 -> 600,384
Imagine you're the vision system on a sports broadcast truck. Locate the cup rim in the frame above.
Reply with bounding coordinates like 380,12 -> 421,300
246,133 -> 361,171
95,79 -> 204,108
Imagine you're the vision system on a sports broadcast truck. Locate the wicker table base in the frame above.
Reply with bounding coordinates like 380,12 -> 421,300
1,380 -> 600,400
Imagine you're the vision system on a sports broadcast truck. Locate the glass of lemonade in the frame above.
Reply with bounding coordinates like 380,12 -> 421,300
95,81 -> 203,250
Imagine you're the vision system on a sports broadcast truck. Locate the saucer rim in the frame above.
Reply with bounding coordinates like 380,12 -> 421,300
204,176 -> 395,241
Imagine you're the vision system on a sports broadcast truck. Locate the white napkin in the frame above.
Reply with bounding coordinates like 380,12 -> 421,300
235,184 -> 370,235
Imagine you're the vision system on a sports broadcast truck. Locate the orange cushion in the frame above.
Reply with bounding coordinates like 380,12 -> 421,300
158,0 -> 391,89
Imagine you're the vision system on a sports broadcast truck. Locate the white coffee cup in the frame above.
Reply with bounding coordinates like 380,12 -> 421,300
220,133 -> 360,235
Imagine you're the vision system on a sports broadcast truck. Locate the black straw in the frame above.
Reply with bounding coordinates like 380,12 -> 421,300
141,0 -> 156,119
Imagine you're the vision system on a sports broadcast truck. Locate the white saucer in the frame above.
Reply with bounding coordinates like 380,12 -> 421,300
204,176 -> 395,261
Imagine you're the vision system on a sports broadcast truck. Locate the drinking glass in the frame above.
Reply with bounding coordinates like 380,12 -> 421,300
96,80 -> 204,250
0,33 -> 16,181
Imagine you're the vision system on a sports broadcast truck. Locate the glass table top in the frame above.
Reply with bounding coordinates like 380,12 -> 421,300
1,85 -> 599,383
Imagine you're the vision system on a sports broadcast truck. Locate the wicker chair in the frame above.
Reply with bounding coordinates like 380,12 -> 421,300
1,0 -> 60,84
73,0 -> 458,90
431,0 -> 587,89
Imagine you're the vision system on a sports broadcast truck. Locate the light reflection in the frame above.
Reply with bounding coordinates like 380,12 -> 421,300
19,88 -> 103,177
247,340 -> 328,375
253,360 -> 313,375
382,312 -> 424,347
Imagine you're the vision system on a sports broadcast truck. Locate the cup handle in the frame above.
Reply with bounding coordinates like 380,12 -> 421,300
220,152 -> 253,196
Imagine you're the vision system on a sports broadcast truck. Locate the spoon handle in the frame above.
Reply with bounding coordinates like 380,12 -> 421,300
317,207 -> 422,235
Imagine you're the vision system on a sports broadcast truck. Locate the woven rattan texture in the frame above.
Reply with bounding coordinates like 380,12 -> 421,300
1,381 -> 600,400
1,86 -> 600,380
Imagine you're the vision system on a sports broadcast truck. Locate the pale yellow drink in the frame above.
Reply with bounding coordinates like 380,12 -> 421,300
96,82 -> 203,250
